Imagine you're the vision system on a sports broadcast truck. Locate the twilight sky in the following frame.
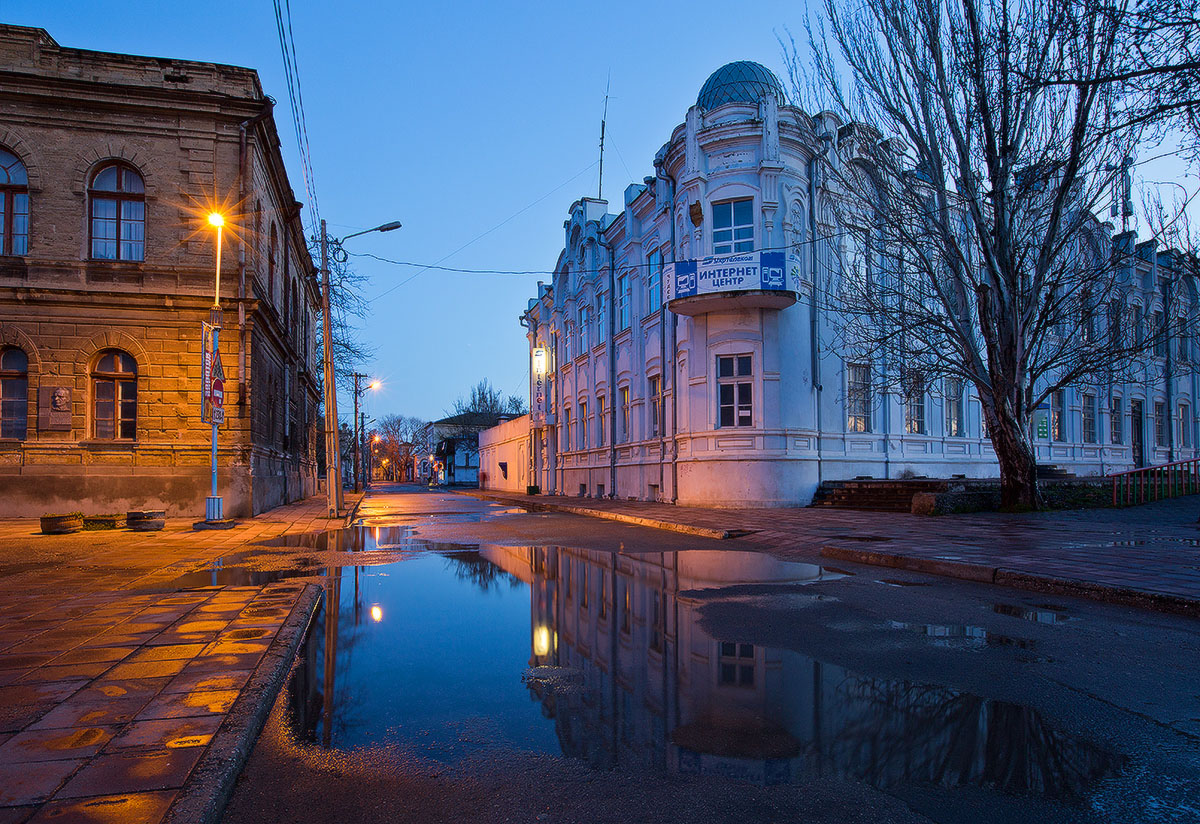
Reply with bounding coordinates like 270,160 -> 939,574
3,1 -> 1192,424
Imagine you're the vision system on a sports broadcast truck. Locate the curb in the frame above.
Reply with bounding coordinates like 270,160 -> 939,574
820,544 -> 1200,619
163,582 -> 323,824
462,490 -> 734,540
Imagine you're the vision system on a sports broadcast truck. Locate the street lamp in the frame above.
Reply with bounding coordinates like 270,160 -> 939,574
319,219 -> 401,517
351,373 -> 380,493
202,211 -> 231,526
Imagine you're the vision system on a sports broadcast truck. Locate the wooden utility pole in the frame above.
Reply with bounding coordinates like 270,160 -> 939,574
320,220 -> 343,517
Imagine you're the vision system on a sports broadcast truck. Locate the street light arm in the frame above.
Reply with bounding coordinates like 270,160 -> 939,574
339,221 -> 403,242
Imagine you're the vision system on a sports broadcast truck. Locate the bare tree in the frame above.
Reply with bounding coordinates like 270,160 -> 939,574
310,236 -> 375,394
450,378 -> 528,417
784,0 -> 1179,507
375,413 -> 430,480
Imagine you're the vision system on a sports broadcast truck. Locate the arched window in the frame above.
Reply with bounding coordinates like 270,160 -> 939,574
268,223 -> 277,302
0,347 -> 27,439
92,349 -> 136,440
0,148 -> 29,256
291,282 -> 299,341
89,163 -> 144,261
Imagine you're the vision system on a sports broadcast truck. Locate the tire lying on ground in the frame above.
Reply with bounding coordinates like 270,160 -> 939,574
126,510 -> 166,531
41,513 -> 84,534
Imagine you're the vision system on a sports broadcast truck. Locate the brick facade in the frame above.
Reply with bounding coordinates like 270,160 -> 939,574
0,25 -> 321,517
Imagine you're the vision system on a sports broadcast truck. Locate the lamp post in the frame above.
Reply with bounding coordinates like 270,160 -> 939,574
204,212 -> 227,524
351,373 -> 380,493
320,220 -> 401,516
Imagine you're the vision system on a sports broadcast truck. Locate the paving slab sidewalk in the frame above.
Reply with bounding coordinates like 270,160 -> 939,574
0,493 -> 359,824
463,489 -> 1200,617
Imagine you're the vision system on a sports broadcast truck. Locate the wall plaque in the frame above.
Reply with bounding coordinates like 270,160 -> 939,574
39,386 -> 72,431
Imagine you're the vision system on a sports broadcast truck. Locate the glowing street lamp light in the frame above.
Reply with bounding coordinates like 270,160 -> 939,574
207,213 -> 224,309
201,212 -> 231,526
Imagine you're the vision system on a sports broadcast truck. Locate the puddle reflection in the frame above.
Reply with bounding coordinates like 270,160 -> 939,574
279,543 -> 1121,812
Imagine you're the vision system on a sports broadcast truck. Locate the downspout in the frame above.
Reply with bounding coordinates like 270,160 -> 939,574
601,236 -> 618,498
519,309 -> 534,491
237,98 -> 274,407
656,161 -> 680,503
809,133 -> 833,488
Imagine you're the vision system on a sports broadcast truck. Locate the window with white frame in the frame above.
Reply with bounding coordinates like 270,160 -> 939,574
847,363 -> 872,433
596,293 -> 607,341
647,249 -> 662,314
1082,393 -> 1097,443
1153,310 -> 1167,357
717,355 -> 753,428
564,322 -> 573,360
1178,319 -> 1191,363
717,642 -> 755,687
945,378 -> 964,437
597,395 -> 606,446
619,386 -> 630,442
617,274 -> 630,330
648,375 -> 661,437
1180,403 -> 1191,448
1155,401 -> 1167,447
903,370 -> 925,434
563,407 -> 572,452
1050,390 -> 1066,441
1111,397 -> 1123,444
713,199 -> 754,255
579,306 -> 590,352
579,401 -> 588,449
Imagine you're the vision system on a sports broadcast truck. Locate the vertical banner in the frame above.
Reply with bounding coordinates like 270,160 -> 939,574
201,322 -> 213,423
531,347 -> 548,424
201,322 -> 226,426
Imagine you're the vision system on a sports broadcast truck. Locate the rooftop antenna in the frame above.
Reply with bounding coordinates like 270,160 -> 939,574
598,72 -> 610,201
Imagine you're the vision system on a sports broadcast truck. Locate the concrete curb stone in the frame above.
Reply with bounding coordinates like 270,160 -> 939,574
163,582 -> 322,824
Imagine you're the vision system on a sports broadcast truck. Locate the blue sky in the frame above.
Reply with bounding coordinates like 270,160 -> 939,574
5,1 -> 1193,424
1,0 -> 800,421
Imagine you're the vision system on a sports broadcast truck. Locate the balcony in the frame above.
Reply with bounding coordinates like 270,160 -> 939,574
664,250 -> 801,316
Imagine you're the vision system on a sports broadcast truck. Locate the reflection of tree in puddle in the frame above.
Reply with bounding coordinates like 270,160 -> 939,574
500,545 -> 1123,806
441,550 -> 525,594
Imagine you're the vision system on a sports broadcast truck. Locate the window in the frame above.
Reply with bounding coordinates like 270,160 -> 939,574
0,347 -> 27,439
718,641 -> 755,687
1153,310 -> 1167,357
646,249 -> 662,313
620,578 -> 631,634
1108,299 -> 1122,345
579,563 -> 589,608
713,199 -> 753,255
1180,403 -> 1192,448
1082,393 -> 1097,444
1178,319 -> 1191,363
0,148 -> 29,256
563,407 -> 572,452
578,402 -> 588,449
846,363 -> 872,433
945,378 -> 964,437
903,371 -> 925,434
597,395 -> 606,446
1111,397 -> 1123,444
89,163 -> 144,261
564,322 -> 573,360
1133,305 -> 1145,347
617,274 -> 630,330
596,293 -> 607,342
650,590 -> 662,652
579,305 -> 590,351
1155,401 -> 1167,447
648,375 -> 661,437
1051,390 -> 1066,442
599,572 -> 608,619
619,386 -> 630,442
718,355 -> 753,428
92,349 -> 136,440
267,224 -> 277,301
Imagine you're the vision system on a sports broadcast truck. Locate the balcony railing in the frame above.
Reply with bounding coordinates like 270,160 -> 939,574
1110,457 -> 1200,505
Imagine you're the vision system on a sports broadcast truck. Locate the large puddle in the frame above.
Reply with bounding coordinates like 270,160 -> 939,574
182,539 -> 1132,817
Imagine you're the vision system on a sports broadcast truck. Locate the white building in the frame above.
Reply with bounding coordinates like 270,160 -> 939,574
480,62 -> 1199,507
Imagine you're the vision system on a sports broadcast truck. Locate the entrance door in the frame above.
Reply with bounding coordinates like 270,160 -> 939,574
1131,399 -> 1144,467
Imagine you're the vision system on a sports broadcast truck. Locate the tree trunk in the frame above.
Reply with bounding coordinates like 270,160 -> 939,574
988,412 -> 1042,510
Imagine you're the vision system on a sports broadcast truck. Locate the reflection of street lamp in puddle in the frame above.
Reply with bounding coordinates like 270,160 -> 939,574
370,605 -> 383,623
533,625 -> 551,657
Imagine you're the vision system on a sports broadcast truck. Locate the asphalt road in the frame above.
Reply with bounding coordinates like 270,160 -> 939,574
220,484 -> 1200,824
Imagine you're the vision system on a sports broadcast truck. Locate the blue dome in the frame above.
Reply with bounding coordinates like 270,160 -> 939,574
697,61 -> 787,110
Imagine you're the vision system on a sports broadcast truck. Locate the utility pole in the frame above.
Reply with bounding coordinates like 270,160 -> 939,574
361,411 -> 368,488
320,220 -> 343,517
352,372 -> 366,493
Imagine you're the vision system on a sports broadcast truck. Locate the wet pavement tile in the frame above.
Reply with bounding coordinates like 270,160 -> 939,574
26,790 -> 176,824
99,661 -> 187,682
29,696 -> 157,731
180,653 -> 262,673
17,666 -> 114,685
55,750 -> 203,798
0,728 -> 117,764
0,655 -> 58,671
0,807 -> 33,824
106,717 -> 220,751
49,649 -> 133,667
125,645 -> 204,663
161,668 -> 251,695
134,689 -> 239,720
0,759 -> 85,806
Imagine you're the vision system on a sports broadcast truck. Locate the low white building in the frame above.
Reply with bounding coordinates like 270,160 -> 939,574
480,62 -> 1199,507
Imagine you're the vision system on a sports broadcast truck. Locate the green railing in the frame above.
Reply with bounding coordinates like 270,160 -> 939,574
1110,457 -> 1200,505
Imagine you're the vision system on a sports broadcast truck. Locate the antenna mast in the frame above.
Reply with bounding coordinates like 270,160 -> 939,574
598,74 -> 610,201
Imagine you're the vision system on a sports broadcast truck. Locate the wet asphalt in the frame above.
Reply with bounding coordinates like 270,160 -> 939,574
219,484 -> 1200,824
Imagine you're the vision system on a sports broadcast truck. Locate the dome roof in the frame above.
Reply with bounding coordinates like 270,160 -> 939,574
696,61 -> 787,111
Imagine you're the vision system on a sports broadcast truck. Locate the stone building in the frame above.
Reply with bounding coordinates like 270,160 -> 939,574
0,25 -> 321,517
479,61 -> 1199,507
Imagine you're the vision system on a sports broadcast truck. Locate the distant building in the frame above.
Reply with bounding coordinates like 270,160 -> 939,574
0,26 -> 320,516
479,61 -> 1199,507
423,412 -> 510,486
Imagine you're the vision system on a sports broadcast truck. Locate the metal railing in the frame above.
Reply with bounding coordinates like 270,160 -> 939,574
1110,457 -> 1200,505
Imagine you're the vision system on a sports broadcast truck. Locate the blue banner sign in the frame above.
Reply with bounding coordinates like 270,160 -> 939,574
664,251 -> 797,301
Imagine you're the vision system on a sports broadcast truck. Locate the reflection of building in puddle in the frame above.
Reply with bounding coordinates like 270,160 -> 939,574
486,545 -> 1122,801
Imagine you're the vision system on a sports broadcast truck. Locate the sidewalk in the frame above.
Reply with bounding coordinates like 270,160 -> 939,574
464,489 -> 1200,617
0,492 -> 360,824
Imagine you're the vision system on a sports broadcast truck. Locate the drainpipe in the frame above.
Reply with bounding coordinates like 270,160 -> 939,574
809,132 -> 833,488
601,236 -> 618,498
656,160 -> 680,503
237,98 -> 274,407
